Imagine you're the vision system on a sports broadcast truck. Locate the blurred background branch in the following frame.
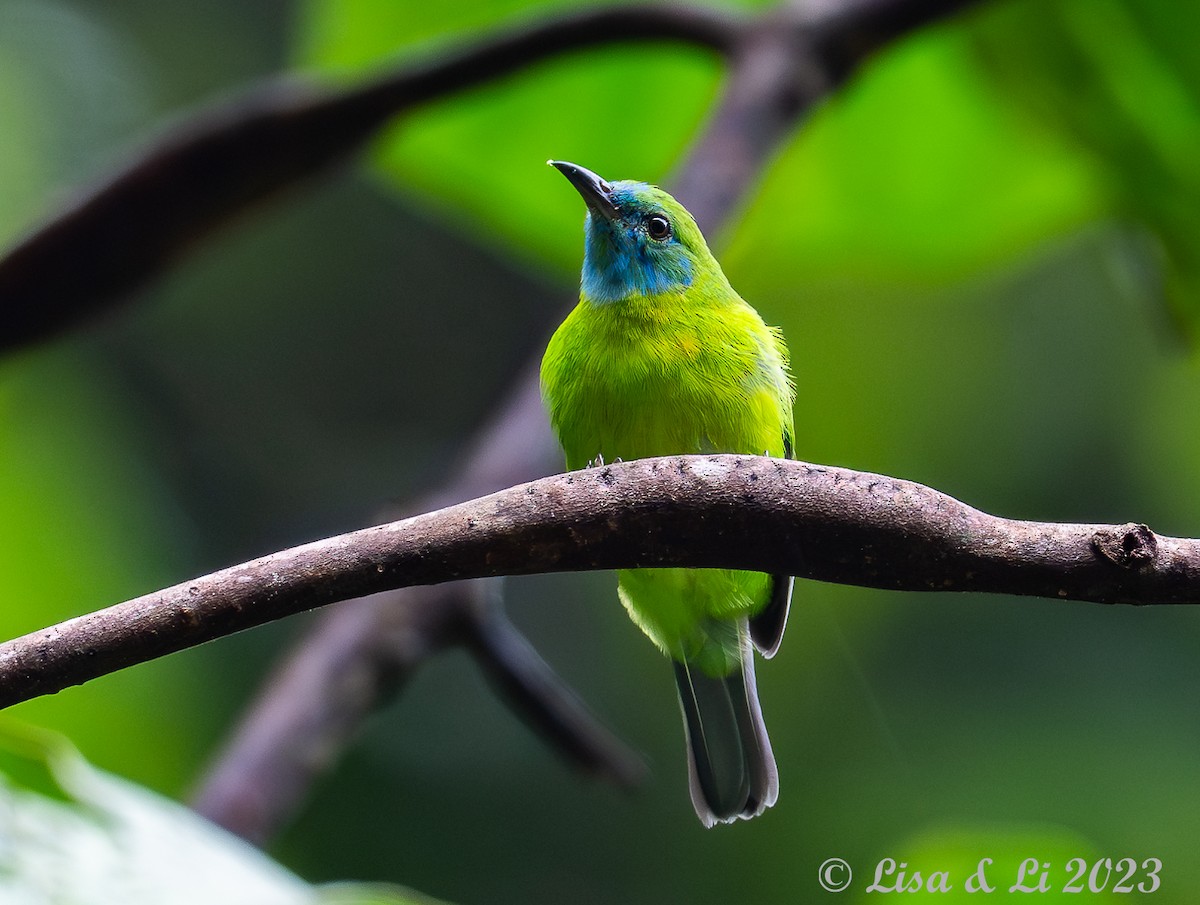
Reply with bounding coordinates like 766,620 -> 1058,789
0,3 -> 748,355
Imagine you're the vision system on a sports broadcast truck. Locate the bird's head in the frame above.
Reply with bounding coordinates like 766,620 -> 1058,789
549,160 -> 719,305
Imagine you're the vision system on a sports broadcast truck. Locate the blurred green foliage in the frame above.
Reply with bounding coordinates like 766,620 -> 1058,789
978,0 -> 1200,331
2,0 -> 1200,902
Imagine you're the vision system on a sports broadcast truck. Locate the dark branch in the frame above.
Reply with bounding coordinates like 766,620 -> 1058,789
0,3 -> 746,353
460,591 -> 647,790
2,455 -> 1197,712
811,0 -> 992,83
188,586 -> 468,841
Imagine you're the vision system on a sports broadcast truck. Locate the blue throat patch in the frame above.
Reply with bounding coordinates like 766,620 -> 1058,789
581,214 -> 693,304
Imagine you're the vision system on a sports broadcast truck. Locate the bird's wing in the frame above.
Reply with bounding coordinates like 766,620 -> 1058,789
749,431 -> 793,658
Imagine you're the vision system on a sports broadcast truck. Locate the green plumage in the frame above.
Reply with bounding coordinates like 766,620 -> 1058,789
540,161 -> 795,826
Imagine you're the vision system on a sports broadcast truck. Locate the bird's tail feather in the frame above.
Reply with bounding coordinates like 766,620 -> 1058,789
673,632 -> 778,827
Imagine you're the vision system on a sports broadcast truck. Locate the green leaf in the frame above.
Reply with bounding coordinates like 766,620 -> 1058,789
973,0 -> 1200,329
0,720 -> 448,905
724,22 -> 1104,289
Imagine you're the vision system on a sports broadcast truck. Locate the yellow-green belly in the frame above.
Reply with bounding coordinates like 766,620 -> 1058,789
541,293 -> 792,676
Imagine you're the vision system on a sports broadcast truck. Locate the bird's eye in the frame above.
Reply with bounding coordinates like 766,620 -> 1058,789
646,214 -> 672,241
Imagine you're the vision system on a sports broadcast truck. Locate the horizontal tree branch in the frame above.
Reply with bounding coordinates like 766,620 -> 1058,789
2,454 -> 1196,711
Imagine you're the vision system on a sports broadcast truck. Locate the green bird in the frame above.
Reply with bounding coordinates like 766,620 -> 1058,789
540,161 -> 795,826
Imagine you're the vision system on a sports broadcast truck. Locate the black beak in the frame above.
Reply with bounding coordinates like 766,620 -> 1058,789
549,160 -> 620,221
